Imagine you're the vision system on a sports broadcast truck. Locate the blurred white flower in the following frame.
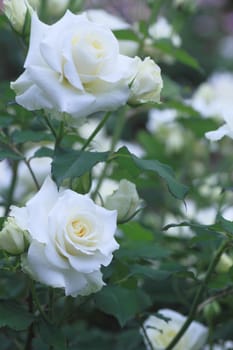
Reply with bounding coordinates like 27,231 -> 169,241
145,17 -> 182,64
147,109 -> 177,132
164,200 -> 217,238
163,213 -> 195,239
198,175 -> 222,201
218,36 -> 233,60
188,72 -> 233,141
204,340 -> 233,350
142,309 -> 208,350
0,160 -> 13,216
10,176 -> 119,297
147,108 -> 185,153
149,17 -> 182,47
78,118 -> 111,152
14,146 -> 52,202
221,206 -> 233,221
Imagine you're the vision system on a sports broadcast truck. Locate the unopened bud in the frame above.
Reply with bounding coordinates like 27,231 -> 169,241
0,217 -> 29,255
104,179 -> 142,222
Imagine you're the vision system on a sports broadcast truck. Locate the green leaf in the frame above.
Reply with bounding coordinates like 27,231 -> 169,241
155,39 -> 202,71
164,100 -> 201,117
119,222 -> 154,241
113,29 -> 139,41
0,300 -> 34,331
133,156 -> 188,199
33,147 -> 54,158
161,75 -> 182,99
37,320 -> 67,350
52,148 -> 109,185
12,130 -> 53,144
115,147 -> 188,199
217,215 -> 233,235
178,116 -> 219,137
0,149 -> 23,160
94,286 -> 151,326
129,264 -> 171,280
163,221 -> 220,243
116,242 -> 170,260
0,116 -> 13,127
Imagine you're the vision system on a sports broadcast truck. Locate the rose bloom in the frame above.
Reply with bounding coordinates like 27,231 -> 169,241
10,176 -> 119,297
142,309 -> 208,350
11,11 -> 139,123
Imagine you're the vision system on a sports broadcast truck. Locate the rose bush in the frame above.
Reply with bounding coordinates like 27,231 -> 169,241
9,176 -> 119,297
11,10 -> 141,123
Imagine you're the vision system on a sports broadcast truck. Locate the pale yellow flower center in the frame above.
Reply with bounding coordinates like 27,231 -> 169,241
71,219 -> 88,237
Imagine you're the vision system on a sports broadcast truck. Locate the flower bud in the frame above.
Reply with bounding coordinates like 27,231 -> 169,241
129,57 -> 163,105
216,253 -> 233,273
203,301 -> 221,323
0,217 -> 29,255
3,0 -> 39,33
45,0 -> 69,18
104,179 -> 141,222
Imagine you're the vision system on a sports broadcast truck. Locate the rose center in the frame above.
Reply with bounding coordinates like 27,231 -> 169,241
71,219 -> 88,237
154,328 -> 177,347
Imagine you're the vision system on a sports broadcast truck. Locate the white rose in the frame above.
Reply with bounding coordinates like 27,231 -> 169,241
0,217 -> 29,255
10,176 -> 119,297
142,309 -> 208,350
11,11 -> 139,123
104,179 -> 141,222
129,57 -> 163,104
3,0 -> 39,33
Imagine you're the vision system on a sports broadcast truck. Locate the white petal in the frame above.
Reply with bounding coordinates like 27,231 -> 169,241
205,124 -> 233,141
186,320 -> 208,350
25,13 -> 49,68
11,71 -> 53,111
26,176 -> 58,243
26,241 -> 66,288
67,250 -> 112,273
27,65 -> 96,115
64,269 -> 104,297
10,206 -> 28,231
